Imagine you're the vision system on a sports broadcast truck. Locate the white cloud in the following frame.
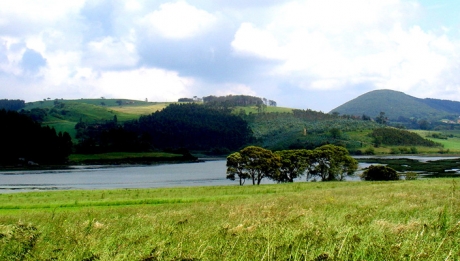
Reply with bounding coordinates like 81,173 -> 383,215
143,1 -> 217,39
0,1 -> 85,22
87,67 -> 194,102
231,23 -> 283,60
85,37 -> 139,69
214,83 -> 258,97
0,1 -> 86,36
231,0 -> 458,96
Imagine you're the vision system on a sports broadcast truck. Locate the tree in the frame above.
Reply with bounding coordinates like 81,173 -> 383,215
226,152 -> 249,185
274,149 -> 312,182
375,112 -> 388,125
329,128 -> 342,139
307,145 -> 358,181
227,146 -> 281,185
361,165 -> 399,181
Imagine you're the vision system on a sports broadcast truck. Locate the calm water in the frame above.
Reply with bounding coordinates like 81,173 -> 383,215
0,161 -> 234,193
1,156 -> 459,193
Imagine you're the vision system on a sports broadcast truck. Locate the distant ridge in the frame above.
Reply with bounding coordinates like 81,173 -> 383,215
330,89 -> 460,120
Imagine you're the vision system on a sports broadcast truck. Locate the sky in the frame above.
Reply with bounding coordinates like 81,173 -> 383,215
1,0 -> 459,112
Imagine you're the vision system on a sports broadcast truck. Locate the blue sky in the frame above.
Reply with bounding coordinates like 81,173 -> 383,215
0,0 -> 459,112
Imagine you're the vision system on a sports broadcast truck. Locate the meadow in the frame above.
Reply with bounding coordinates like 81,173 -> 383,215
68,152 -> 188,164
0,179 -> 459,260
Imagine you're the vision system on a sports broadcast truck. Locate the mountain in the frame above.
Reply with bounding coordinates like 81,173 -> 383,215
330,89 -> 460,121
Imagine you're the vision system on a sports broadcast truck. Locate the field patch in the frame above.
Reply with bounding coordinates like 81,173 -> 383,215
0,180 -> 459,260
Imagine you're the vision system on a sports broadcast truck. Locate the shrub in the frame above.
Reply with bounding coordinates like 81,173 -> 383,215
361,165 -> 399,181
405,172 -> 418,180
364,147 -> 375,155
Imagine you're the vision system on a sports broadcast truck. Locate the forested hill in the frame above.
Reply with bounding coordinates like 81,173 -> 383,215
330,89 -> 460,121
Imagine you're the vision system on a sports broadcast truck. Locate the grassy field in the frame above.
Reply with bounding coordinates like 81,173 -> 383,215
68,152 -> 188,164
108,103 -> 171,116
414,130 -> 460,152
235,105 -> 294,114
0,180 -> 459,260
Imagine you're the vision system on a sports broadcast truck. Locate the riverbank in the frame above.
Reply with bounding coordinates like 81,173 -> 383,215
0,179 -> 458,260
0,151 -> 200,171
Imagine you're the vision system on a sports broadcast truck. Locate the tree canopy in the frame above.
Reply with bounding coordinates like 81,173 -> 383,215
76,103 -> 254,154
227,145 -> 357,185
0,109 -> 72,165
361,165 -> 399,181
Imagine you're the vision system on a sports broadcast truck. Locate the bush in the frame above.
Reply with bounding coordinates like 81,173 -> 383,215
405,172 -> 418,180
361,165 -> 399,181
364,147 -> 375,155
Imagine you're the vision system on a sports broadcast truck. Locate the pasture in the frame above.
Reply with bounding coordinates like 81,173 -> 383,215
0,179 -> 459,260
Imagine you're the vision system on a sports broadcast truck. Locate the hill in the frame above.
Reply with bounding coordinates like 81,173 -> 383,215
330,89 -> 460,122
23,99 -> 171,139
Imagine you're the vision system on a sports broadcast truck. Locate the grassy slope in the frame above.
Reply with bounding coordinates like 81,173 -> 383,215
0,180 -> 459,260
25,99 -> 170,140
413,130 -> 460,151
68,152 -> 187,164
234,105 -> 294,114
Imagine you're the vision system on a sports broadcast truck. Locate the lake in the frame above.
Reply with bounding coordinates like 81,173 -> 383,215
1,156 -> 459,193
0,160 -> 233,193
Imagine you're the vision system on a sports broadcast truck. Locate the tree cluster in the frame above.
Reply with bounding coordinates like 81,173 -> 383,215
292,109 -> 337,121
226,144 -> 357,185
75,117 -> 150,154
76,103 -> 254,154
0,109 -> 72,165
0,99 -> 25,111
369,127 -> 440,147
361,165 -> 399,181
203,95 -> 264,107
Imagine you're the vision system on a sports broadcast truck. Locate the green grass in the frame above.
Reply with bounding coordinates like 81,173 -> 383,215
108,103 -> 171,116
414,130 -> 460,152
234,106 -> 294,114
69,152 -> 187,164
1,180 -> 459,260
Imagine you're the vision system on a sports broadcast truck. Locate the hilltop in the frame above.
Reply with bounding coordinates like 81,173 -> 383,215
22,98 -> 173,138
330,89 -> 460,123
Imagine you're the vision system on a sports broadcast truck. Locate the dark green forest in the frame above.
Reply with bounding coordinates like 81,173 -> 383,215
0,99 -> 25,111
75,103 -> 253,154
369,127 -> 440,147
0,109 -> 72,166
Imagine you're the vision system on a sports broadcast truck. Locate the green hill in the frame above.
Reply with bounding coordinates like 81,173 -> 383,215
23,99 -> 170,140
330,89 -> 460,122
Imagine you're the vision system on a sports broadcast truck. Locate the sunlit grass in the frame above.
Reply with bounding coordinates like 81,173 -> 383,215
413,130 -> 460,152
69,152 -> 185,163
1,180 -> 459,260
108,103 -> 172,115
234,106 -> 294,114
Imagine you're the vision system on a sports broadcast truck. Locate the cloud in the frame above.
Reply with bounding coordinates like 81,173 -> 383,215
1,0 -> 460,113
88,67 -> 194,101
143,1 -> 217,39
231,23 -> 283,60
230,0 -> 458,99
0,1 -> 86,36
84,37 -> 139,70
